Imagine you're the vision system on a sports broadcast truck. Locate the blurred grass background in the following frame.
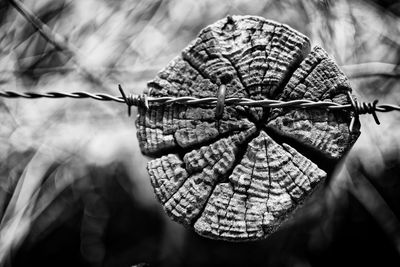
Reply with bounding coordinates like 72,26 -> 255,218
1,0 -> 400,266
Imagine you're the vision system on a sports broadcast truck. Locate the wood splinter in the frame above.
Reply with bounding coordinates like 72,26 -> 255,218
136,15 -> 360,241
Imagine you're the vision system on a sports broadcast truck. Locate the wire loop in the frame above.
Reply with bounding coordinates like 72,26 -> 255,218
215,84 -> 226,120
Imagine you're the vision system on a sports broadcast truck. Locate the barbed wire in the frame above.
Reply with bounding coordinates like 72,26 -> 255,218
0,90 -> 125,102
0,88 -> 357,108
1,86 -> 400,130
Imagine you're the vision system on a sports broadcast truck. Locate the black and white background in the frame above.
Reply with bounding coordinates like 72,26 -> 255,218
1,0 -> 400,266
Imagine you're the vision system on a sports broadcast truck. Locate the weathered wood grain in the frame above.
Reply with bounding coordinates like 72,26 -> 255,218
268,46 -> 357,159
137,15 -> 360,241
194,131 -> 325,240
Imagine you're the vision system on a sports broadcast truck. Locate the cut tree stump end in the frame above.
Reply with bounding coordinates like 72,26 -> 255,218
136,15 -> 360,241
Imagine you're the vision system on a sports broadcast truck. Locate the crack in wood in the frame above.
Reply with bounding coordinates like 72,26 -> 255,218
263,125 -> 335,174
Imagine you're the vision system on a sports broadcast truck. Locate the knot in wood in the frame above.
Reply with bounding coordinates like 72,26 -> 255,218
136,15 -> 360,241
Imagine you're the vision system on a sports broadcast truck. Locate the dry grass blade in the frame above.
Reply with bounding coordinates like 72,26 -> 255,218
8,0 -> 112,89
342,62 -> 400,78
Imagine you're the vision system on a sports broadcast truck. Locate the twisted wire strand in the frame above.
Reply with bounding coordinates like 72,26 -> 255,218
1,88 -> 400,126
0,90 -> 125,103
375,104 -> 400,112
145,96 -> 353,109
0,89 -> 396,111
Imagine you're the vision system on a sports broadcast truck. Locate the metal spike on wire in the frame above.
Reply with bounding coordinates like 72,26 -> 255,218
1,85 -> 400,131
